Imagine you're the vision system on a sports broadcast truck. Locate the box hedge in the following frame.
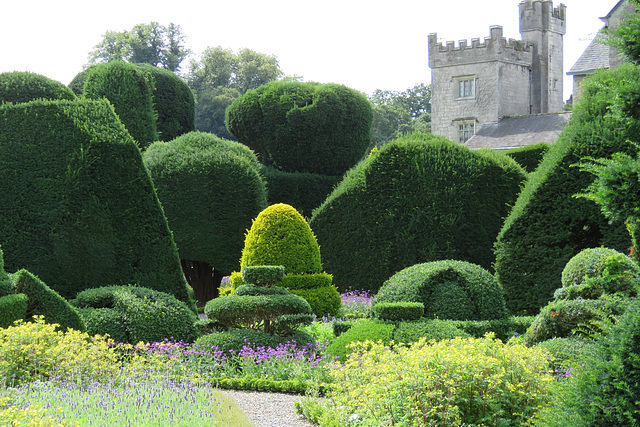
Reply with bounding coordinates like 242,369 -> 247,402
505,142 -> 550,173
310,133 -> 526,294
0,99 -> 191,304
0,293 -> 28,328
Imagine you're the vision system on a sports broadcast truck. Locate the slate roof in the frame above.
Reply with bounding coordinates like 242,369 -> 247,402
465,112 -> 572,150
567,31 -> 610,75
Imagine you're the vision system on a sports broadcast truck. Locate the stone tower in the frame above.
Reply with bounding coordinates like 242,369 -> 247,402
429,0 -> 566,143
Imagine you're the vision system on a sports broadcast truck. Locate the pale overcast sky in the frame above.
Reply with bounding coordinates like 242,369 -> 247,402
0,0 -> 619,101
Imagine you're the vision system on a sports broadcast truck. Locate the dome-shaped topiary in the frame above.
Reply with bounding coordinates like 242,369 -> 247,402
374,260 -> 508,321
240,204 -> 322,274
562,247 -> 640,288
0,71 -> 76,104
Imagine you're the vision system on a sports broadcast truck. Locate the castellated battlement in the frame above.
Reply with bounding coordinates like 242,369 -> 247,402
428,26 -> 534,69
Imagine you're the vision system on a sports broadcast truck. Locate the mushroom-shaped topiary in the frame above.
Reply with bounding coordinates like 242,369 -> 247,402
232,204 -> 341,316
374,260 -> 508,321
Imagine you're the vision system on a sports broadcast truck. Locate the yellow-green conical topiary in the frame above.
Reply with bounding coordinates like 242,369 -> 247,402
240,203 -> 322,274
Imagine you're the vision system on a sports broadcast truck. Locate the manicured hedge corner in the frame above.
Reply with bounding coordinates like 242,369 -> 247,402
0,293 -> 28,328
325,319 -> 395,362
0,99 -> 191,306
0,71 -> 76,104
12,269 -> 84,332
505,142 -> 550,173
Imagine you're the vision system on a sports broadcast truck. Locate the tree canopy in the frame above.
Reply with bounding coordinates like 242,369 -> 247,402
87,22 -> 190,72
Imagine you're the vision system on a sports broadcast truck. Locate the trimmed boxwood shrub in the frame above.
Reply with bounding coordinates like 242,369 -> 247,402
0,248 -> 12,298
562,247 -> 640,288
73,286 -> 198,344
325,319 -> 395,362
226,80 -> 372,176
234,285 -> 289,296
0,99 -> 191,304
134,63 -> 195,141
0,293 -> 28,328
195,328 -> 315,356
0,71 -> 76,104
241,265 -> 285,287
310,133 -> 526,294
374,260 -> 509,321
505,142 -> 550,173
289,286 -> 342,318
373,302 -> 424,322
13,269 -> 85,332
393,319 -> 470,345
84,61 -> 158,147
143,132 -> 267,303
451,316 -> 535,342
495,65 -> 639,316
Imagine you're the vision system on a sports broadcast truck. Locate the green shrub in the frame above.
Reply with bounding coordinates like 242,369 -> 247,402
375,260 -> 509,321
393,318 -> 470,344
332,320 -> 355,337
310,133 -> 526,294
226,80 -> 372,176
373,302 -> 424,322
0,293 -> 28,328
73,286 -> 198,344
451,316 -> 535,342
535,337 -> 593,373
234,285 -> 289,296
241,265 -> 285,287
0,71 -> 76,104
280,273 -> 333,290
134,63 -> 195,141
84,61 -> 158,147
562,247 -> 638,287
0,99 -> 191,304
12,269 -> 84,332
504,142 -> 550,173
289,285 -> 342,317
204,293 -> 311,334
325,319 -> 395,362
195,328 -> 315,356
495,65 -> 640,316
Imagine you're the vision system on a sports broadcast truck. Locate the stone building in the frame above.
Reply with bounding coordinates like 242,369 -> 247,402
429,0 -> 567,144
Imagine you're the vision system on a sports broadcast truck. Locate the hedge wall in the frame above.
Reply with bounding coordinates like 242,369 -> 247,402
310,133 -> 526,294
505,142 -> 550,173
0,99 -> 191,304
225,80 -> 372,176
494,66 -> 639,315
83,61 -> 158,148
0,71 -> 76,104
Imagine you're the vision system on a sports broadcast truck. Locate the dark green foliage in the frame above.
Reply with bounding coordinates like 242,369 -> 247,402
504,142 -> 550,173
226,80 -> 372,175
241,265 -> 285,287
562,247 -> 634,287
195,328 -> 315,356
68,68 -> 91,95
289,285 -> 342,317
272,313 -> 315,336
134,64 -> 195,141
325,319 -> 395,362
393,319 -> 470,345
310,133 -> 526,294
234,285 -> 289,296
84,61 -> 158,147
332,320 -> 354,337
450,316 -> 535,342
0,248 -> 13,297
373,302 -> 424,322
0,71 -> 76,104
73,286 -> 198,344
204,293 -> 311,334
495,65 -> 640,316
535,337 -> 592,372
261,166 -> 342,218
143,132 -> 267,291
12,269 -> 84,332
522,296 -> 630,346
0,293 -> 28,328
0,99 -> 191,304
375,260 -> 509,321
280,273 -> 333,290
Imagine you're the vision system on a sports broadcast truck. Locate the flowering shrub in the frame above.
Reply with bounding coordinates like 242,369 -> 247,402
339,288 -> 373,319
304,334 -> 554,426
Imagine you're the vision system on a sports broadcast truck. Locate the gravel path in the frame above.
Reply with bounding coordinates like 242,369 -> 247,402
223,390 -> 318,427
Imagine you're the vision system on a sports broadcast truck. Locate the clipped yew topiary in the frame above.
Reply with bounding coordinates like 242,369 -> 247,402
0,99 -> 191,305
495,66 -> 639,315
505,142 -> 550,173
0,71 -> 76,104
84,61 -> 158,148
374,260 -> 508,321
0,293 -> 28,328
310,133 -> 526,294
234,203 -> 341,316
143,131 -> 267,304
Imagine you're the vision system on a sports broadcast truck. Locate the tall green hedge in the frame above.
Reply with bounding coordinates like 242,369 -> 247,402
83,61 -> 158,148
143,132 -> 267,302
310,133 -> 526,294
0,99 -> 191,304
505,142 -> 551,173
0,71 -> 76,104
225,80 -> 372,176
494,66 -> 639,315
